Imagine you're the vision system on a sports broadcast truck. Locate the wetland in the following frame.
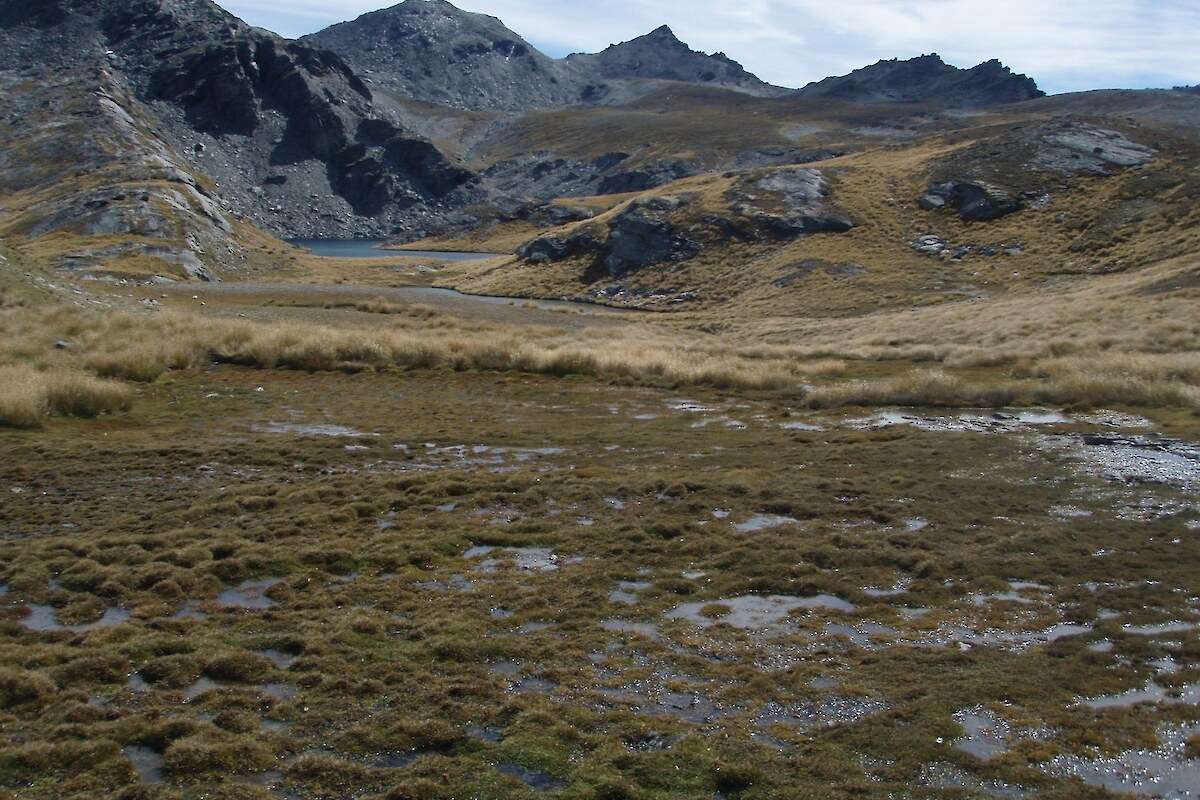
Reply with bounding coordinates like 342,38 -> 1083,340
2,342 -> 1198,798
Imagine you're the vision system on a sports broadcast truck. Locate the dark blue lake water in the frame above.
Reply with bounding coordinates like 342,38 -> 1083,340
288,239 -> 504,260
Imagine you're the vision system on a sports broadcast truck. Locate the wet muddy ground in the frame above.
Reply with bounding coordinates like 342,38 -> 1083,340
1,366 -> 1198,799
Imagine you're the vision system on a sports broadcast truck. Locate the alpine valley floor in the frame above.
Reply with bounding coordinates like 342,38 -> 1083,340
1,250 -> 1199,800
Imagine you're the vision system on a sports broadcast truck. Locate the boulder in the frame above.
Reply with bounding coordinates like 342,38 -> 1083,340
603,200 -> 699,277
921,181 -> 1023,221
515,229 -> 601,265
918,193 -> 946,211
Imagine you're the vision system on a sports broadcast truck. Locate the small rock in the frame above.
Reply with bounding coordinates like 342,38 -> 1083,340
919,193 -> 946,211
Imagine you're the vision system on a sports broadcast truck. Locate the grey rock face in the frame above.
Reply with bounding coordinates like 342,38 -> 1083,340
515,197 -> 699,276
796,53 -> 1043,107
728,168 -> 854,238
1034,123 -> 1156,176
514,167 -> 856,278
596,161 -> 696,195
515,230 -> 599,264
921,181 -> 1024,222
603,198 -> 700,277
0,42 -> 251,278
0,0 -> 474,243
434,152 -> 708,242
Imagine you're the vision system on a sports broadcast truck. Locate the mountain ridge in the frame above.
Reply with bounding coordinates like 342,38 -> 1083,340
306,0 -> 787,110
795,53 -> 1044,106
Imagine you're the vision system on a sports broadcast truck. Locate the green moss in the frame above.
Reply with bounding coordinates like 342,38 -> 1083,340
203,651 -> 276,684
0,668 -> 56,710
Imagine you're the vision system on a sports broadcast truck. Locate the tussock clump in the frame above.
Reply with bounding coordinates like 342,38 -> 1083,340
285,754 -> 379,793
139,654 -> 203,688
1186,734 -> 1200,760
0,667 -> 57,710
55,654 -> 130,685
0,365 -> 47,428
87,349 -> 170,383
203,651 -> 277,684
806,369 -> 967,409
45,372 -> 133,417
1030,372 -> 1199,409
1027,352 -> 1200,408
211,709 -> 260,734
0,365 -> 133,425
806,364 -> 1199,411
163,732 -> 274,776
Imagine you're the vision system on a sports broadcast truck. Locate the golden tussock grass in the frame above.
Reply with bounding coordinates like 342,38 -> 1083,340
806,367 -> 1199,411
44,371 -> 136,418
8,293 -> 1200,412
4,241 -> 1199,413
806,369 -> 968,409
0,365 -> 133,427
0,365 -> 47,428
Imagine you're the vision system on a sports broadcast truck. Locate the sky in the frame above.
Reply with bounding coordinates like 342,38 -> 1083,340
217,0 -> 1200,95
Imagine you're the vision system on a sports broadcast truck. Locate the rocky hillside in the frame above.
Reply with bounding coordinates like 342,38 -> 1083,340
442,85 -> 1200,316
0,0 -> 475,278
795,54 -> 1044,106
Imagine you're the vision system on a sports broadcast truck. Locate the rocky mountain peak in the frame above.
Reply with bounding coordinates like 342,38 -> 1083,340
565,23 -> 782,96
795,53 -> 1043,107
309,3 -> 784,109
643,25 -> 683,42
306,0 -> 585,110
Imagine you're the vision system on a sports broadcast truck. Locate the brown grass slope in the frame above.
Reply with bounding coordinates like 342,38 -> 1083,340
448,89 -> 1200,318
1,76 -> 1197,421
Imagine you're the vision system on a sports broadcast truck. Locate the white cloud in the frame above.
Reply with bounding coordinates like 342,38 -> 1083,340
217,0 -> 1200,94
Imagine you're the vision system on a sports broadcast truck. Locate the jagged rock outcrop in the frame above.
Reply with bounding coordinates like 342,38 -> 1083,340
596,161 -> 697,195
516,196 -> 700,276
515,229 -> 600,264
515,168 -> 854,277
795,54 -> 1043,107
0,0 -> 474,247
602,198 -> 700,277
